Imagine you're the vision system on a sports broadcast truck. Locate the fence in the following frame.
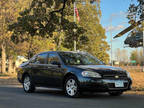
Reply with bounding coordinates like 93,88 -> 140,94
119,66 -> 144,73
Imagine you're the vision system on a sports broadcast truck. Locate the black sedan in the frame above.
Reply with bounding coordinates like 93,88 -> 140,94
17,51 -> 132,97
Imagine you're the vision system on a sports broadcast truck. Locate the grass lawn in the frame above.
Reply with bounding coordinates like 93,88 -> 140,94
0,73 -> 17,78
0,73 -> 9,77
121,66 -> 144,91
130,72 -> 144,91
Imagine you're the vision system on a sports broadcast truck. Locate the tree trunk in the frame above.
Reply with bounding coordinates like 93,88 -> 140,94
8,57 -> 13,74
1,43 -> 6,74
13,65 -> 16,74
0,58 -> 1,74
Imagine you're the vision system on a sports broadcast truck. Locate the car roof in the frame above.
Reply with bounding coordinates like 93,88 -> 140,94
38,51 -> 85,55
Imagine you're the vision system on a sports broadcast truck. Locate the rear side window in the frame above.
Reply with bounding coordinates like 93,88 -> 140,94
36,53 -> 48,64
48,53 -> 60,65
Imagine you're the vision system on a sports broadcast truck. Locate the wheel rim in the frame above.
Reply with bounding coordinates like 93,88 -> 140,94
23,76 -> 30,91
66,79 -> 77,96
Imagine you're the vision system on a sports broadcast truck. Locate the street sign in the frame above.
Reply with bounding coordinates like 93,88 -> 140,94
131,60 -> 136,63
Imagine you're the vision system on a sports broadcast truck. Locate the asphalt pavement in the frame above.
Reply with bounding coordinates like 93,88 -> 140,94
0,85 -> 144,108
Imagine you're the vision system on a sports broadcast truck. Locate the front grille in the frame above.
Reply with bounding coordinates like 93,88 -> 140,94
103,75 -> 127,79
100,70 -> 128,79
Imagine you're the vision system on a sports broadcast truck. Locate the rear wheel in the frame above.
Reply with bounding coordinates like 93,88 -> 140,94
23,75 -> 35,93
64,76 -> 80,98
109,91 -> 123,96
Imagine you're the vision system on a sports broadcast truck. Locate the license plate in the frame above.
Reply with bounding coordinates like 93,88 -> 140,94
115,81 -> 124,87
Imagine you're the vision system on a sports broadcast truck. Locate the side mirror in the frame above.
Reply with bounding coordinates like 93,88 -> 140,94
35,61 -> 40,64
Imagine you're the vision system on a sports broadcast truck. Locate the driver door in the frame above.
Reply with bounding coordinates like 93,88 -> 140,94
46,53 -> 64,87
30,53 -> 48,85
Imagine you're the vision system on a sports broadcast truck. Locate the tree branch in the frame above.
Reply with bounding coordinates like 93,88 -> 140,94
50,0 -> 68,15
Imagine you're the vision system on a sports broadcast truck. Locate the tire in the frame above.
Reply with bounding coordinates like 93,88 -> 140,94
64,76 -> 80,98
23,75 -> 35,93
108,91 -> 123,96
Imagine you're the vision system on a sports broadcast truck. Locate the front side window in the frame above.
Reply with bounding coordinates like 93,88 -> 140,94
58,52 -> 103,65
48,53 -> 60,65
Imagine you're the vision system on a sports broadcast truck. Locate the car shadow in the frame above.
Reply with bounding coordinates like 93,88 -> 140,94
35,87 -> 65,97
0,85 -> 131,100
35,87 -> 128,99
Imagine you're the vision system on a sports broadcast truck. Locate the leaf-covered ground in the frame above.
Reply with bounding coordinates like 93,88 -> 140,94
121,66 -> 144,91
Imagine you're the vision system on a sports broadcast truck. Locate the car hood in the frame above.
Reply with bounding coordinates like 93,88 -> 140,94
68,65 -> 126,75
73,65 -> 122,71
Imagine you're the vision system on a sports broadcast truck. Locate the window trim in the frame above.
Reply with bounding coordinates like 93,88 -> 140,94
29,55 -> 37,63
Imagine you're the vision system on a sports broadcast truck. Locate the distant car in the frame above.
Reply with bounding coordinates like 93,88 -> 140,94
15,56 -> 28,68
17,51 -> 132,97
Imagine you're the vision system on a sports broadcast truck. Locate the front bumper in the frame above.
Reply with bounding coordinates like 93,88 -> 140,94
79,77 -> 132,92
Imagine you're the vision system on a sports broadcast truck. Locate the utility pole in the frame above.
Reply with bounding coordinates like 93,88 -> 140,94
142,21 -> 144,72
110,17 -> 113,66
57,17 -> 62,50
110,29 -> 113,66
142,3 -> 144,72
74,2 -> 77,51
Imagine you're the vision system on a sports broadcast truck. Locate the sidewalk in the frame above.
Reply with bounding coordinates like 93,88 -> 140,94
0,77 -> 20,85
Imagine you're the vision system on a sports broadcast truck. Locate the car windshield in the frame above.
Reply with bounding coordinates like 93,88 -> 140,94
58,52 -> 104,65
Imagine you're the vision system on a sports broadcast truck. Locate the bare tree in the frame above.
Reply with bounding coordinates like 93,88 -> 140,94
115,48 -> 129,64
115,48 -> 121,62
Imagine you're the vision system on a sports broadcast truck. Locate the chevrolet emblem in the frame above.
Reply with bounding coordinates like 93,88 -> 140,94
115,76 -> 119,78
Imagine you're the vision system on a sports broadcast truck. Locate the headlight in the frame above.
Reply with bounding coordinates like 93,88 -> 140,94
81,71 -> 102,78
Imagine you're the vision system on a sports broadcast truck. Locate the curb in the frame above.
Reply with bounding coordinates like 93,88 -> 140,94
0,78 -> 20,85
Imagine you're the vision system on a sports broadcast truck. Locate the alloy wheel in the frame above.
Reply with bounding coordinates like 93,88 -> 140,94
23,76 -> 31,91
66,79 -> 78,96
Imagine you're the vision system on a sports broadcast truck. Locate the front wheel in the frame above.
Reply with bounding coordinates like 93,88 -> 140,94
23,75 -> 35,93
64,76 -> 80,98
108,91 -> 123,96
